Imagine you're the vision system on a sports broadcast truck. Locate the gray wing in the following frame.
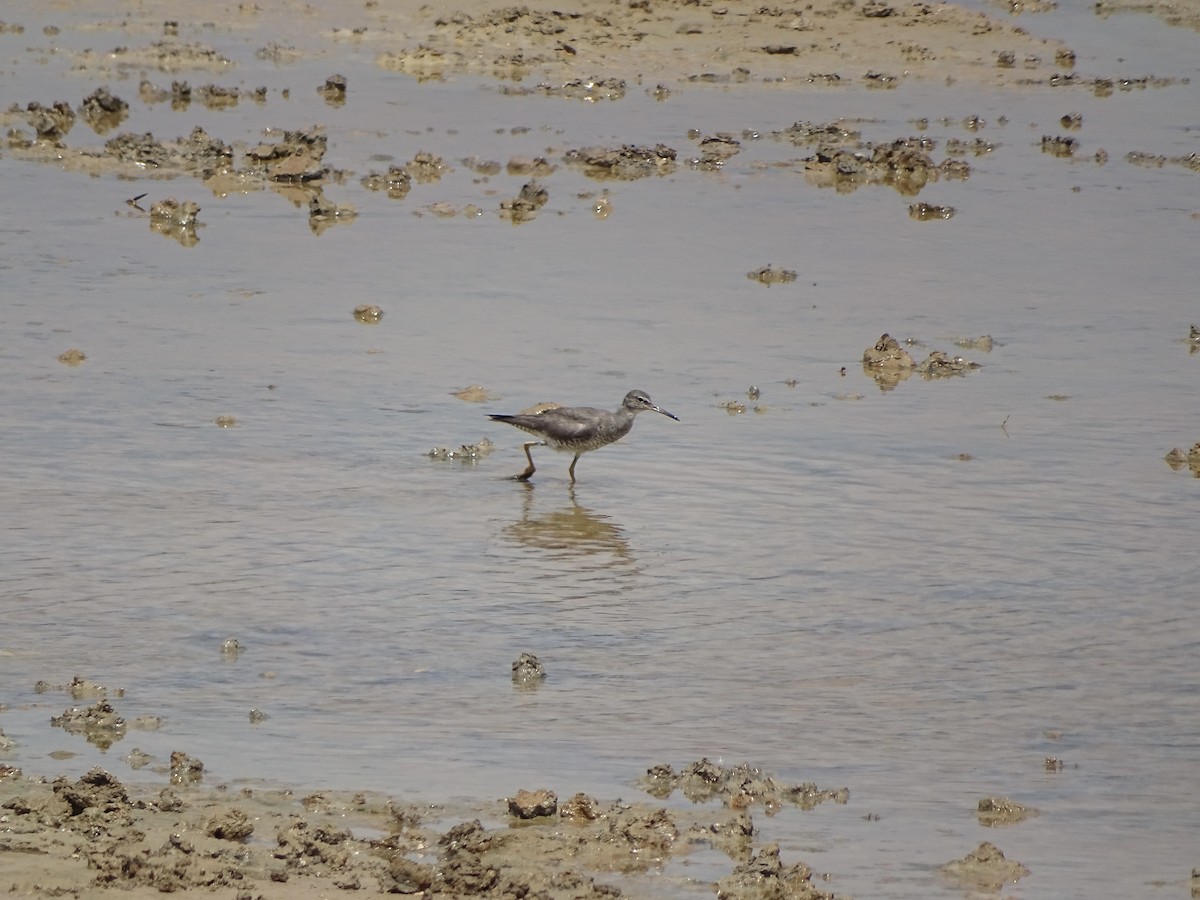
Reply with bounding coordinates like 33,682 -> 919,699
490,406 -> 604,440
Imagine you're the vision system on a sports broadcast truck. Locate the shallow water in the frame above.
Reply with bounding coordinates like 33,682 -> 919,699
2,2 -> 1199,897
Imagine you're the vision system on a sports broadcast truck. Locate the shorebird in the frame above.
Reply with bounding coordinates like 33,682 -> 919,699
489,389 -> 679,482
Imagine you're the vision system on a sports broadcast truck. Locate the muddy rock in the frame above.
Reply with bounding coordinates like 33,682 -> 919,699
361,164 -> 413,198
916,349 -> 980,378
940,841 -> 1030,889
79,87 -> 129,134
50,700 -> 126,748
803,138 -> 948,195
196,83 -> 239,109
354,303 -> 384,324
1127,150 -> 1200,174
206,806 -> 255,840
863,334 -> 915,372
153,788 -> 185,813
463,156 -> 503,175
3,785 -> 71,824
308,192 -> 357,234
690,133 -> 742,170
641,759 -> 848,812
747,265 -> 798,286
716,843 -> 834,900
138,78 -> 170,104
955,335 -> 995,351
319,73 -> 348,105
1164,443 -> 1200,477
944,136 -> 995,156
150,199 -> 202,246
24,100 -> 75,142
564,144 -> 678,180
65,676 -> 119,699
106,131 -> 170,167
693,809 -> 757,861
500,179 -> 549,221
773,121 -> 862,146
1041,134 -> 1078,157
246,127 -> 328,182
54,767 -> 129,817
909,202 -> 955,220
276,817 -> 354,871
559,792 -> 603,822
516,179 -> 550,209
509,788 -> 558,819
511,651 -> 547,685
453,385 -> 499,402
408,150 -> 451,183
169,750 -> 204,784
169,79 -> 193,109
609,805 -> 679,855
427,439 -> 496,461
177,125 -> 234,173
423,201 -> 468,217
977,795 -> 1037,826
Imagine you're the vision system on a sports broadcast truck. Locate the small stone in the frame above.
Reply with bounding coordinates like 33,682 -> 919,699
559,792 -> 602,821
511,652 -> 546,685
353,304 -> 383,324
206,807 -> 254,840
169,751 -> 204,784
909,202 -> 955,221
976,796 -> 1037,826
746,264 -> 797,285
940,841 -> 1030,890
508,788 -> 558,819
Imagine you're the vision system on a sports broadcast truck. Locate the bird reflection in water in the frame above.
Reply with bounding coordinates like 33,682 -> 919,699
502,483 -> 633,565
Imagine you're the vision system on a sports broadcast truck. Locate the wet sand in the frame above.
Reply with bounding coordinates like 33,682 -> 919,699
0,755 -> 858,899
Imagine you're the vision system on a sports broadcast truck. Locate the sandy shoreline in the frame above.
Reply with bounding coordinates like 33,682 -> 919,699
1,754 -> 1036,898
5,0 -> 1077,86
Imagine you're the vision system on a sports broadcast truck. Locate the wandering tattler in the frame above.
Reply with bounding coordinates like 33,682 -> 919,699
489,389 -> 679,482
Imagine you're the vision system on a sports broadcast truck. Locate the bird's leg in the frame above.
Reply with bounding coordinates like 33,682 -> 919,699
568,453 -> 581,483
515,441 -> 542,480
